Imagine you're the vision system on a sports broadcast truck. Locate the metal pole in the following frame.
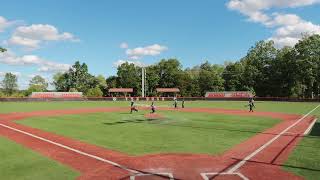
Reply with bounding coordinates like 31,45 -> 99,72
144,68 -> 147,97
142,68 -> 145,97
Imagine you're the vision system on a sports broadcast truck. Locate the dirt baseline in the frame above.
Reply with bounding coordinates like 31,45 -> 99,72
0,107 -> 316,180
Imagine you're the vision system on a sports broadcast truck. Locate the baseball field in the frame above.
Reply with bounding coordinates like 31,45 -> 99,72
0,100 -> 319,180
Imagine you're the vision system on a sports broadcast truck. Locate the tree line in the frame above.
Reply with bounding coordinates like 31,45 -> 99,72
1,34 -> 320,98
106,34 -> 320,98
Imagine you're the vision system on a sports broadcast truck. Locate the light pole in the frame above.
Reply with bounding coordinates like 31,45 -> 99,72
141,67 -> 146,97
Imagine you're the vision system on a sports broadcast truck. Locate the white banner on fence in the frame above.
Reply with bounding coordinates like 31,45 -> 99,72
205,91 -> 253,98
31,92 -> 83,98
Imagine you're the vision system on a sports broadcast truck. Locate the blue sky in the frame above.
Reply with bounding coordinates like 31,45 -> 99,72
0,0 -> 319,89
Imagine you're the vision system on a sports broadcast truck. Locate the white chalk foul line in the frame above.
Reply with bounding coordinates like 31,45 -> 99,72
0,123 -> 139,174
130,172 -> 174,180
200,172 -> 248,180
303,118 -> 317,135
227,104 -> 320,173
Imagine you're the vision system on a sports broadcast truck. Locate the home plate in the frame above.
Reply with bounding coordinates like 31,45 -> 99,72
130,173 -> 174,180
201,172 -> 249,180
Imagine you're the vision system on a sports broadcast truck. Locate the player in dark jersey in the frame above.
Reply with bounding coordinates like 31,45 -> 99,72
182,99 -> 185,108
174,97 -> 178,108
130,100 -> 138,113
248,98 -> 255,112
151,101 -> 156,113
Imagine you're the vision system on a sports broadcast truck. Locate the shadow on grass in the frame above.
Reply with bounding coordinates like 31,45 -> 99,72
232,158 -> 320,173
309,122 -> 320,137
153,122 -> 308,138
103,118 -> 309,141
103,118 -> 160,125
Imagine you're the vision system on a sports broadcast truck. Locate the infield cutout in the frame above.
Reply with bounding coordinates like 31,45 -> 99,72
130,172 -> 174,180
201,172 -> 249,180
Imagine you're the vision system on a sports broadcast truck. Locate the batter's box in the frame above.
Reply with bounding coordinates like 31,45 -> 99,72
201,172 -> 249,180
130,172 -> 174,180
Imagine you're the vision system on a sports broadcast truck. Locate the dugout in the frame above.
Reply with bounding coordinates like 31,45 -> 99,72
156,88 -> 180,97
108,88 -> 133,97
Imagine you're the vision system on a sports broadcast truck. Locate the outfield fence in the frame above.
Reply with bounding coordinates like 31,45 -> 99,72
0,96 -> 319,102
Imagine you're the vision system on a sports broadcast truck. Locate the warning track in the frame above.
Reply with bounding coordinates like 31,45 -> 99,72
0,106 -> 317,180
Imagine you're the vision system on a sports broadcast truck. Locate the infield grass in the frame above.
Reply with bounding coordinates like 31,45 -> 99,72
17,110 -> 280,155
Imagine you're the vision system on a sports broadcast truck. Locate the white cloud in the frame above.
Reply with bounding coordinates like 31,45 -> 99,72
8,24 -> 78,49
38,62 -> 70,72
268,13 -> 320,47
0,50 -> 42,65
8,36 -> 40,49
0,16 -> 15,32
126,44 -> 168,59
0,49 -> 71,73
120,42 -> 129,49
113,59 -> 146,67
227,0 -> 320,21
227,0 -> 320,47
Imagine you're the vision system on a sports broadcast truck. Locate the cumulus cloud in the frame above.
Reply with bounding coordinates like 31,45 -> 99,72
38,62 -> 70,73
7,24 -> 78,49
227,0 -> 320,24
113,59 -> 146,67
126,44 -> 168,59
0,16 -> 15,32
268,13 -> 320,47
120,42 -> 129,49
227,0 -> 320,47
0,49 -> 71,73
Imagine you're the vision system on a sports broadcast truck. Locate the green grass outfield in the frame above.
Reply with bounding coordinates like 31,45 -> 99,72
0,100 -> 318,114
0,100 -> 320,179
0,136 -> 79,180
17,110 -> 280,155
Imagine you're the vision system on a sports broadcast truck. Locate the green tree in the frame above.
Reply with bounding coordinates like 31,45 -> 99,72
145,65 -> 160,96
0,47 -> 6,53
106,76 -> 118,88
241,40 -> 277,96
96,75 -> 107,96
222,62 -> 245,91
53,61 -> 98,93
1,73 -> 18,96
25,75 -> 48,96
53,72 -> 69,92
117,62 -> 141,96
106,76 -> 119,96
157,59 -> 182,88
198,61 -> 224,95
293,34 -> 320,98
69,88 -> 78,92
269,47 -> 297,97
29,75 -> 48,91
177,71 -> 194,97
86,86 -> 103,97
185,66 -> 201,96
69,61 -> 98,93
